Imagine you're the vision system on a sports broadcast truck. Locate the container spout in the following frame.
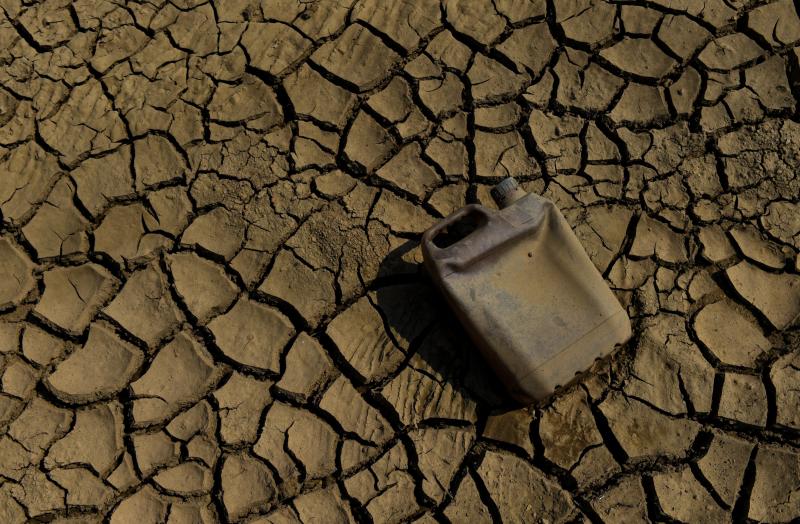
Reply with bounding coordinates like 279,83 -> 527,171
490,177 -> 527,209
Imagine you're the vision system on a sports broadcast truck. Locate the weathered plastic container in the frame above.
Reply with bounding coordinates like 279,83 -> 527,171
421,177 -> 631,404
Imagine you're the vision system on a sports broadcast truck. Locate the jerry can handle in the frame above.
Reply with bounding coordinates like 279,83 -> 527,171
422,204 -> 493,254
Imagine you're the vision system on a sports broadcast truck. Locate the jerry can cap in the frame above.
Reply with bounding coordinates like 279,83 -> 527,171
490,177 -> 527,209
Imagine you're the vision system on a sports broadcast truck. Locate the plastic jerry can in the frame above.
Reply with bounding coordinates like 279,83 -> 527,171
421,177 -> 632,404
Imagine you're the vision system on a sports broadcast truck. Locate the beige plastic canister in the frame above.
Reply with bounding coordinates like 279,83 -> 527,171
421,178 -> 631,404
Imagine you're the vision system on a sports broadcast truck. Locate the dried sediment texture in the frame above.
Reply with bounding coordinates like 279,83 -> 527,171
1,1 -> 799,522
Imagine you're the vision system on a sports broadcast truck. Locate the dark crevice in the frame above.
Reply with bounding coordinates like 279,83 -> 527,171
731,445 -> 758,523
467,461 -> 503,523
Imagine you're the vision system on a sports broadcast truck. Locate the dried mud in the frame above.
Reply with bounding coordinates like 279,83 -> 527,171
0,0 -> 799,522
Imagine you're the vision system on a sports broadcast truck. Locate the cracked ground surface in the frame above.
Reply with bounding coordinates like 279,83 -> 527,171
1,0 -> 800,522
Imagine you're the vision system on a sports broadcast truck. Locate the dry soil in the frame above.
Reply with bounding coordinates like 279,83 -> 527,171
0,0 -> 799,522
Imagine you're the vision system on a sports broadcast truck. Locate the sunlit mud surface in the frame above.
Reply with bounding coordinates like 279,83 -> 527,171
1,0 -> 799,522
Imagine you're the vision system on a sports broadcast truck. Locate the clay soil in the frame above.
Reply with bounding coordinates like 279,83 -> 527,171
1,0 -> 800,522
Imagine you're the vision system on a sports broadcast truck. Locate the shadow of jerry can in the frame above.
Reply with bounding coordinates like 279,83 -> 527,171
421,177 -> 632,404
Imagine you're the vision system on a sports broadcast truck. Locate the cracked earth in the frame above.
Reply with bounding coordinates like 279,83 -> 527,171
1,0 -> 800,522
